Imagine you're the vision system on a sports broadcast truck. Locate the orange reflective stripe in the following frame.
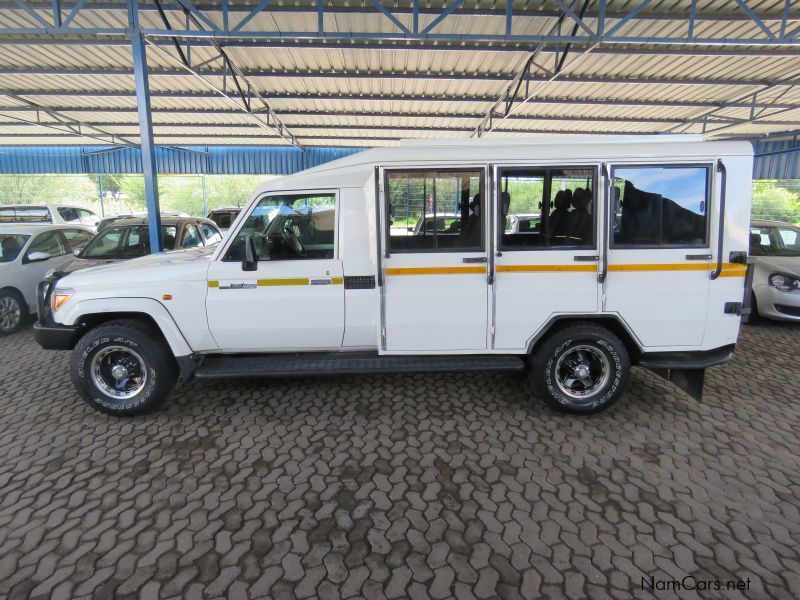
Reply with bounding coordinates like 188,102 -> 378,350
384,266 -> 486,276
496,264 -> 598,273
607,263 -> 710,272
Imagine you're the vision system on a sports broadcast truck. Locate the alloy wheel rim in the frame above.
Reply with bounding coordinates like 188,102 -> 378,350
554,344 -> 610,401
90,345 -> 148,401
0,296 -> 21,332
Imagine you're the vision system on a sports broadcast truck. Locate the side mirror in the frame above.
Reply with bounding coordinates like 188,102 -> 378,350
242,235 -> 258,271
26,251 -> 51,263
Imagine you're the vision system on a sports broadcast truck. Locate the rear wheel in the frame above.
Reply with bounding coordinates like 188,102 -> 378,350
529,323 -> 629,414
0,289 -> 26,334
71,319 -> 177,416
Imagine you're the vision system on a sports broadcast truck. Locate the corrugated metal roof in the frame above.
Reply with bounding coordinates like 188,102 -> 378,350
0,1 -> 799,147
0,146 -> 362,174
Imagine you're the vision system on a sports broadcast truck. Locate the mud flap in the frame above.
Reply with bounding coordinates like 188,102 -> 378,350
648,368 -> 706,401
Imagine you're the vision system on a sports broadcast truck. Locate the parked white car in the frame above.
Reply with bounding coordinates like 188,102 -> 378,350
0,204 -> 101,230
749,219 -> 800,320
34,136 -> 751,417
0,224 -> 94,333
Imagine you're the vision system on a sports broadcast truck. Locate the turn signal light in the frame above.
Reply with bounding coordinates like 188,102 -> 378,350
50,289 -> 73,312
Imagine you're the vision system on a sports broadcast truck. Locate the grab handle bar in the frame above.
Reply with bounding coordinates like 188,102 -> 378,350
711,159 -> 726,280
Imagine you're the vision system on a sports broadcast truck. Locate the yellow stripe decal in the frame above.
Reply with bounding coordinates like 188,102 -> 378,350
258,278 -> 310,286
608,263 -> 710,272
331,277 -> 344,285
497,264 -> 597,273
385,266 -> 487,276
207,280 -> 219,288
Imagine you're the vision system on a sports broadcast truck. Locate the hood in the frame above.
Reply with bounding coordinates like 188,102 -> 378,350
57,245 -> 215,287
753,255 -> 800,277
50,255 -> 118,277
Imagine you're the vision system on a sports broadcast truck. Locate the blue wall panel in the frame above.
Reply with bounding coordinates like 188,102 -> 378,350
753,140 -> 800,180
0,146 -> 362,175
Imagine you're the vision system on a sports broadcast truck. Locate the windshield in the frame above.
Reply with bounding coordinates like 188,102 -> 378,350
0,234 -> 29,262
209,212 -> 237,229
750,225 -> 800,257
81,225 -> 178,259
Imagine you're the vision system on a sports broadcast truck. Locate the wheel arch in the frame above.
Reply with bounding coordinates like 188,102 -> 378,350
61,298 -> 192,357
525,314 -> 642,360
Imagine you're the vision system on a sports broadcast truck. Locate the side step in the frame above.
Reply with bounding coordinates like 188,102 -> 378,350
194,352 -> 526,380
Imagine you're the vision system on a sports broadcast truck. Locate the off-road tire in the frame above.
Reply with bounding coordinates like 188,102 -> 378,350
71,319 -> 177,416
529,323 -> 629,414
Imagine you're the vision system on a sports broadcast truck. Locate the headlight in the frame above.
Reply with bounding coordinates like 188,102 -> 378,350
768,273 -> 800,292
50,288 -> 74,312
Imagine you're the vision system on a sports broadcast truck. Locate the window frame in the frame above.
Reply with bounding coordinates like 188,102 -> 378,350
181,223 -> 203,249
384,166 -> 486,255
496,164 -> 598,252
609,162 -> 713,250
220,189 -> 339,263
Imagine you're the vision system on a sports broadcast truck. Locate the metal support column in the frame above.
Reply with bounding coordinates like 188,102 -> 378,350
129,6 -> 163,252
97,176 -> 105,217
201,174 -> 207,217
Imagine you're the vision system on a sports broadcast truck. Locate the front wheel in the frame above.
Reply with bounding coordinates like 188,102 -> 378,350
529,323 -> 630,414
0,289 -> 27,334
71,319 -> 177,416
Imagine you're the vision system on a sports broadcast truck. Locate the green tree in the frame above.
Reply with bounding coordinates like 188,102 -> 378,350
751,180 -> 800,224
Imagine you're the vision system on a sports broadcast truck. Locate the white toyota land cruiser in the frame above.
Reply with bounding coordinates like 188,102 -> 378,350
34,137 -> 753,417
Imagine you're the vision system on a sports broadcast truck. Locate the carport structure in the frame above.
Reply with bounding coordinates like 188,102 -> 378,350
1,0 -> 800,248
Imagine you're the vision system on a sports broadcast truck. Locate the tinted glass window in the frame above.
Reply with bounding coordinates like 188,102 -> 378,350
499,167 -> 595,249
777,227 -> 800,252
201,223 -> 223,245
79,209 -> 100,228
613,166 -> 709,247
0,206 -> 51,223
181,224 -> 203,248
387,170 -> 482,252
63,229 -> 93,250
226,194 -> 336,261
81,225 -> 178,259
0,234 -> 29,262
57,207 -> 81,223
27,231 -> 66,258
750,226 -> 800,257
209,212 -> 237,229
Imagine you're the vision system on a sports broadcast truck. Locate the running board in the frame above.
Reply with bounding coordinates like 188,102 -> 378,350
194,352 -> 525,380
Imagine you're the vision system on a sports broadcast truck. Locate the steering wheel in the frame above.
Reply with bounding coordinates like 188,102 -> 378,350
281,228 -> 306,257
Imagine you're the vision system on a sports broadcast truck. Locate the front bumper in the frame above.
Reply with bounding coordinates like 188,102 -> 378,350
33,322 -> 80,350
755,284 -> 800,321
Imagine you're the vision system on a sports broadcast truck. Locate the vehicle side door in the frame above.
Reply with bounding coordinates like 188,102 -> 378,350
380,166 -> 489,351
206,190 -> 344,351
603,163 -> 714,347
492,165 -> 601,350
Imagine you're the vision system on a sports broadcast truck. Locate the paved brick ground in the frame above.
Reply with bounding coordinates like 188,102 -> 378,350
0,321 -> 799,600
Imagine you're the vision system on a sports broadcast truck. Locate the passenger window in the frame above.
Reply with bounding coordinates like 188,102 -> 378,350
386,170 -> 483,252
226,193 -> 336,261
499,167 -> 595,250
63,229 -> 93,251
181,224 -> 202,248
612,165 -> 709,247
27,231 -> 66,258
79,209 -> 100,228
200,223 -> 222,245
777,227 -> 800,252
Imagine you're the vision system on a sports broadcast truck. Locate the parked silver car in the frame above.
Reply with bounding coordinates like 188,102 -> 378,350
749,219 -> 800,321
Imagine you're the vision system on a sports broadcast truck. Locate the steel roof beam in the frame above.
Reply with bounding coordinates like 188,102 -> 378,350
3,88 -> 799,111
3,67 -> 798,88
2,0 -> 800,46
4,37 -> 800,57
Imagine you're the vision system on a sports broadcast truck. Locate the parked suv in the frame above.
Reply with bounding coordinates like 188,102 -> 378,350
0,204 -> 101,230
52,215 -> 223,276
0,224 -> 94,333
33,137 -> 751,417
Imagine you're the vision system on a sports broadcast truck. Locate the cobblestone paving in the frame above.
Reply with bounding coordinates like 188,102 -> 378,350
0,322 -> 799,600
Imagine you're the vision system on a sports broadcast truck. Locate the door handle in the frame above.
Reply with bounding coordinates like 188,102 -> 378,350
686,254 -> 712,260
463,257 -> 488,263
574,255 -> 599,262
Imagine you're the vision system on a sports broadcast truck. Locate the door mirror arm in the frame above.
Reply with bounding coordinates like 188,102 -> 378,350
242,235 -> 258,271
